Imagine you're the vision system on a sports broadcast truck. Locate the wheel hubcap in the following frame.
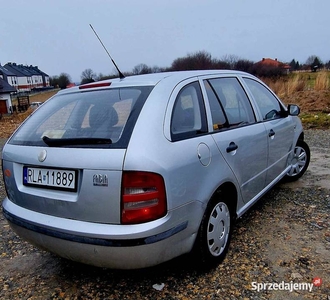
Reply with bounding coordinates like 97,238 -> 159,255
287,146 -> 307,177
207,202 -> 230,256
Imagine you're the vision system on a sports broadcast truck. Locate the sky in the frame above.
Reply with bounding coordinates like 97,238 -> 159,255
1,0 -> 329,82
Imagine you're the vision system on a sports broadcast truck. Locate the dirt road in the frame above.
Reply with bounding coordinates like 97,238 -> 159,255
0,130 -> 329,299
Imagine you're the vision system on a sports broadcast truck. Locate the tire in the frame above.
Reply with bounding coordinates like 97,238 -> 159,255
285,140 -> 310,182
194,193 -> 234,268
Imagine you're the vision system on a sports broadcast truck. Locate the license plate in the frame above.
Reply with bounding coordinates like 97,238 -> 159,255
23,166 -> 77,191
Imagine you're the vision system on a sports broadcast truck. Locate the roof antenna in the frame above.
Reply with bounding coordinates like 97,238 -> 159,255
89,24 -> 125,79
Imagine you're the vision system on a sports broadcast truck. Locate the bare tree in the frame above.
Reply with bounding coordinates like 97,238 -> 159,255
325,60 -> 330,70
96,72 -> 117,81
305,55 -> 323,71
221,54 -> 240,69
81,68 -> 96,84
234,59 -> 254,72
150,65 -> 163,73
305,55 -> 318,66
132,64 -> 152,75
170,51 -> 214,71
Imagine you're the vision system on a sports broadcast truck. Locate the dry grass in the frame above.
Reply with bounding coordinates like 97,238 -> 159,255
286,74 -> 306,94
262,71 -> 330,99
314,71 -> 330,90
11,89 -> 59,107
0,109 -> 32,138
1,90 -> 59,138
262,75 -> 306,98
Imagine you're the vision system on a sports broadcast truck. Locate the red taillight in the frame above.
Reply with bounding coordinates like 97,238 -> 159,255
79,82 -> 111,89
121,171 -> 167,224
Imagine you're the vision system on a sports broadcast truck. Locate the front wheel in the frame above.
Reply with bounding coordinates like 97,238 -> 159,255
194,195 -> 234,268
285,140 -> 310,182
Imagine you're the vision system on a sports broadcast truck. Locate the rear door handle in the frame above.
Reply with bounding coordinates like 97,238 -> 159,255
269,129 -> 275,137
226,142 -> 238,153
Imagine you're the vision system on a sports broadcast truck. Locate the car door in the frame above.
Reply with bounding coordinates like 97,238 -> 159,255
202,77 -> 268,203
242,77 -> 295,186
163,80 -> 231,209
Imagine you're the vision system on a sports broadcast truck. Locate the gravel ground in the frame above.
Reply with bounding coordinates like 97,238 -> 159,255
0,130 -> 329,300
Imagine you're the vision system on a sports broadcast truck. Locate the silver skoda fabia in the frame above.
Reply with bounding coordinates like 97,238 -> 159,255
2,70 -> 310,269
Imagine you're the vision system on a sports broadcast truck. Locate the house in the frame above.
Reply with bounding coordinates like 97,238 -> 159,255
3,63 -> 50,92
4,63 -> 33,92
0,77 -> 16,114
28,65 -> 50,88
256,58 -> 291,74
0,64 -> 18,91
25,65 -> 44,89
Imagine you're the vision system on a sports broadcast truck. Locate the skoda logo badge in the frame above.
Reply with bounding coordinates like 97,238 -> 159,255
38,150 -> 47,162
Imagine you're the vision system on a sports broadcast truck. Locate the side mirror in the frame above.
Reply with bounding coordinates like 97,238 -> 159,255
288,104 -> 300,116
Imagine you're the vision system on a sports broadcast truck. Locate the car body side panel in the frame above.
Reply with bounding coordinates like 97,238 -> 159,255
238,74 -> 303,187
124,77 -> 242,226
124,134 -> 242,251
263,116 -> 296,185
210,123 -> 268,203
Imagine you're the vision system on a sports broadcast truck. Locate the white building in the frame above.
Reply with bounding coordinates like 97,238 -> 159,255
0,77 -> 16,114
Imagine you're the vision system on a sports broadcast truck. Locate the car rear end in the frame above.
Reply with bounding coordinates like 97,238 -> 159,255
2,78 -> 190,269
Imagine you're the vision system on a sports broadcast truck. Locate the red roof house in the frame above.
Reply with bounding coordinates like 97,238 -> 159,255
256,58 -> 291,73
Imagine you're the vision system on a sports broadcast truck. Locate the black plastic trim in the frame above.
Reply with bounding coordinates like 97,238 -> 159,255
3,208 -> 188,247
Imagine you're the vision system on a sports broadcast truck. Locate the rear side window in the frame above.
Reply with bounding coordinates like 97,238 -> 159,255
171,82 -> 207,141
243,78 -> 284,120
9,86 -> 153,148
204,77 -> 256,130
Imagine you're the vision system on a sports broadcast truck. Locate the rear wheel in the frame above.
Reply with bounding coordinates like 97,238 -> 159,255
285,140 -> 310,182
194,194 -> 234,268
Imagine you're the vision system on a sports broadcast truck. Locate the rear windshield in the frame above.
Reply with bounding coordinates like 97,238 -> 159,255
9,86 -> 153,148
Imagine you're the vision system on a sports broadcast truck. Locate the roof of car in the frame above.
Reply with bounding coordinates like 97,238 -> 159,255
57,70 -> 249,95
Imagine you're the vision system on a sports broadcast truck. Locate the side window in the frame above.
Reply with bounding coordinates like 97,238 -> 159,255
244,78 -> 284,120
204,80 -> 227,130
171,82 -> 207,141
206,77 -> 256,129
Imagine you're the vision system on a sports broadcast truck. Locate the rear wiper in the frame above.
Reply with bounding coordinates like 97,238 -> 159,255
42,136 -> 112,147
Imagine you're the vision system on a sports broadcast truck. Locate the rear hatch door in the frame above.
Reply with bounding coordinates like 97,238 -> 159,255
3,85 -> 153,224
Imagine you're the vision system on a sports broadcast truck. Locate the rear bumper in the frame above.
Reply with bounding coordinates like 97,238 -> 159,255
2,197 -> 201,269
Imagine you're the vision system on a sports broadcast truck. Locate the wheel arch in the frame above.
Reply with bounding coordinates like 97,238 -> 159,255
298,131 -> 305,141
209,182 -> 238,220
191,181 -> 238,268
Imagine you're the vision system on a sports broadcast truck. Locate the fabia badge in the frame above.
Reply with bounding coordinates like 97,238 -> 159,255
38,150 -> 47,162
93,174 -> 108,187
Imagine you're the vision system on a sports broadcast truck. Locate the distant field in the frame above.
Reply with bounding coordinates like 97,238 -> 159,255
11,89 -> 59,107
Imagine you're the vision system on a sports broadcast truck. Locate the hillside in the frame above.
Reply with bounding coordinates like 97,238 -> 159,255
281,90 -> 330,113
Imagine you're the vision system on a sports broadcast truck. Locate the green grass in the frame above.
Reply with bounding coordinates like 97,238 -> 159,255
300,112 -> 330,129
